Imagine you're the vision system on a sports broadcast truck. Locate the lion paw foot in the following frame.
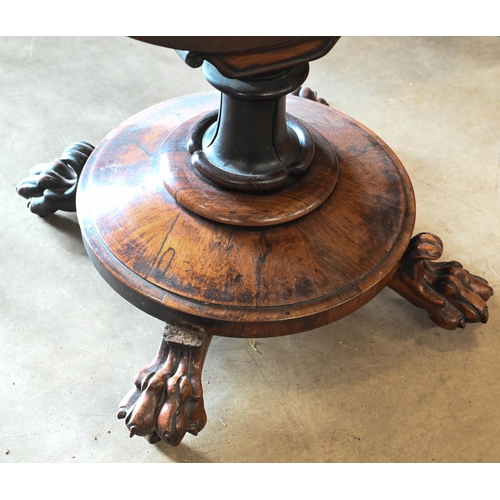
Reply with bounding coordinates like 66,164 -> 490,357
389,232 -> 493,330
291,86 -> 329,105
118,325 -> 211,446
16,141 -> 94,216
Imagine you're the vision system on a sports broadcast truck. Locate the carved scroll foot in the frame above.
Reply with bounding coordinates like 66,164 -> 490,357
118,324 -> 212,446
389,232 -> 494,330
16,141 -> 94,217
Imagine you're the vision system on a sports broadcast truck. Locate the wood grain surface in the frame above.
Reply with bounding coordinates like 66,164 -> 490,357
77,93 -> 415,338
161,110 -> 338,226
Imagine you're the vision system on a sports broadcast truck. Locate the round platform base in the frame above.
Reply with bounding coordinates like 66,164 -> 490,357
77,92 -> 415,338
161,110 -> 339,226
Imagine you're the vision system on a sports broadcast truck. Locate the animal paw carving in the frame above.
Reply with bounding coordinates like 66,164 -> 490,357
389,232 -> 493,330
118,325 -> 211,446
16,141 -> 94,216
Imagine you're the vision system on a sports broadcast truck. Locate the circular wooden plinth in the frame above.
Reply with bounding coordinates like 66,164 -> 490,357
77,92 -> 415,338
161,111 -> 339,226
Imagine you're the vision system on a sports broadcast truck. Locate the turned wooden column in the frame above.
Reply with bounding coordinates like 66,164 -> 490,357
189,62 -> 314,191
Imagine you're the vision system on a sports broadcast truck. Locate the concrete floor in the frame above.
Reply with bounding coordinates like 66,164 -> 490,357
1,36 -> 499,463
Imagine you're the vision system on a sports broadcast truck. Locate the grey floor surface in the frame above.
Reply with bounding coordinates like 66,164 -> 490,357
1,36 -> 500,463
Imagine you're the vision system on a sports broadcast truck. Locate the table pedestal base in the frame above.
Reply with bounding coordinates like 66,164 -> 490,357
17,91 -> 493,446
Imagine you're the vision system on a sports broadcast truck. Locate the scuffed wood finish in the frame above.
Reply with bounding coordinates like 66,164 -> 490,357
118,324 -> 212,446
16,141 -> 94,216
77,93 -> 416,338
389,232 -> 493,329
131,36 -> 340,78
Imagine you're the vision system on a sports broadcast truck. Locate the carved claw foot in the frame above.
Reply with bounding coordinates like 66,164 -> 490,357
118,324 -> 212,446
16,141 -> 94,216
291,86 -> 329,105
389,232 -> 494,330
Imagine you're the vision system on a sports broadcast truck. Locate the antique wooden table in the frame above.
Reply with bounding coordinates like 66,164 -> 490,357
17,37 -> 493,446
